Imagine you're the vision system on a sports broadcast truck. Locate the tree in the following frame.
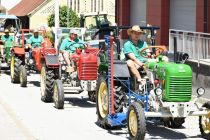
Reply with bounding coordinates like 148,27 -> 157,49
47,6 -> 80,27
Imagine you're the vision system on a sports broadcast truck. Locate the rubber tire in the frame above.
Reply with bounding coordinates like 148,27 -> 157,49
114,89 -> 125,113
40,66 -> 55,102
88,91 -> 96,102
19,65 -> 27,87
11,56 -> 21,83
96,76 -> 110,129
199,102 -> 210,139
53,80 -> 64,109
165,118 -> 185,128
127,102 -> 146,140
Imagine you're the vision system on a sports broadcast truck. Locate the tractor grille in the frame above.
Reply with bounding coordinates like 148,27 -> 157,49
78,62 -> 98,80
168,76 -> 192,101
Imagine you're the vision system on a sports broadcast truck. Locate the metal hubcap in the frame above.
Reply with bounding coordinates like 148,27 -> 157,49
98,82 -> 108,118
54,83 -> 58,104
201,113 -> 210,134
10,56 -> 14,78
129,110 -> 138,137
40,67 -> 46,96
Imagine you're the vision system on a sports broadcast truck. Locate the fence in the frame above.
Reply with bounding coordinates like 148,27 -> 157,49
169,29 -> 210,62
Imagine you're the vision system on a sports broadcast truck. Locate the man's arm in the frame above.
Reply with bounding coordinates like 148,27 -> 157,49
127,53 -> 144,67
59,39 -> 67,54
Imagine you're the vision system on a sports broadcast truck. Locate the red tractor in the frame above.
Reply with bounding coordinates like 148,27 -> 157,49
10,29 -> 59,87
40,45 -> 99,109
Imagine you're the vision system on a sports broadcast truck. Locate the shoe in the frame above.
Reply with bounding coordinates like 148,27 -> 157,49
138,79 -> 146,92
66,66 -> 74,73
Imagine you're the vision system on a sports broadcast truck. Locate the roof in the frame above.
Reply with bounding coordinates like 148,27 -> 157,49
8,0 -> 46,16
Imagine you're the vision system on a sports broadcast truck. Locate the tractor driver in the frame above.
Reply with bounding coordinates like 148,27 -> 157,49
59,29 -> 86,72
27,29 -> 44,48
124,25 -> 149,86
0,29 -> 14,59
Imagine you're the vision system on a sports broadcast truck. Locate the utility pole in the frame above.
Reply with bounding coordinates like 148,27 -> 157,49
67,0 -> 70,27
55,0 -> 59,48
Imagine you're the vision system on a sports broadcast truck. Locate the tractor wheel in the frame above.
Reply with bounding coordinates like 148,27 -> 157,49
10,55 -> 21,83
164,118 -> 185,128
40,66 -> 55,102
127,102 -> 146,140
19,65 -> 27,87
114,89 -> 125,113
199,102 -> 210,139
88,91 -> 96,102
96,76 -> 110,129
53,80 -> 64,109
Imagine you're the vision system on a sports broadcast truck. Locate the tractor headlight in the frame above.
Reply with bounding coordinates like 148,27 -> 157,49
197,87 -> 205,96
155,87 -> 162,96
29,59 -> 34,65
61,65 -> 66,71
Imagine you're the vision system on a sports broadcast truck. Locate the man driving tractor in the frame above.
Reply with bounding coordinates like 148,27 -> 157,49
0,29 -> 14,59
59,29 -> 85,72
27,29 -> 44,48
124,25 -> 148,86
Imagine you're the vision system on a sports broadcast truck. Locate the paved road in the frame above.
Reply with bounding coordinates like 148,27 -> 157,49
0,71 -> 206,140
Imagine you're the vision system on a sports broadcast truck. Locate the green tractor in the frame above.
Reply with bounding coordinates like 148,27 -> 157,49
95,26 -> 210,140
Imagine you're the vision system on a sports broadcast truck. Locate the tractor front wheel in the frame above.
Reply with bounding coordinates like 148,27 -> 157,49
10,55 -> 21,83
53,80 -> 64,109
40,65 -> 55,102
127,102 -> 146,140
199,102 -> 210,139
20,65 -> 27,87
96,76 -> 109,129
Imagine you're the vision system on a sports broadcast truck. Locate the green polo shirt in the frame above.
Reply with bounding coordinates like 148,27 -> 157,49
27,35 -> 44,48
1,35 -> 14,47
124,40 -> 148,61
59,38 -> 84,53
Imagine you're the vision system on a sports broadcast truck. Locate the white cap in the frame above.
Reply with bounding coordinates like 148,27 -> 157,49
70,29 -> 78,35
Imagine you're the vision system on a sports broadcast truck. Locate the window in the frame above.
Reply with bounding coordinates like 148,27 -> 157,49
91,0 -> 93,12
101,0 -> 103,12
94,0 -> 96,12
74,0 -> 76,11
77,0 -> 80,13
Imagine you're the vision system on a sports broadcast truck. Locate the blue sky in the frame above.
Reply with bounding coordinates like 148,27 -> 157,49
1,0 -> 21,10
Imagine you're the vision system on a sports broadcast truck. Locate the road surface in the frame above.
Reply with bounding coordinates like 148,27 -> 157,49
0,71 -> 207,140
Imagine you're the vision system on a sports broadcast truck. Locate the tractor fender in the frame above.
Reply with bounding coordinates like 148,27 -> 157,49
11,47 -> 25,55
114,60 -> 130,78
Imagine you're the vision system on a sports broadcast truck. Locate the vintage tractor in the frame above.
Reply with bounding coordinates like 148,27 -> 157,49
10,29 -> 59,87
96,28 -> 210,140
41,40 -> 99,109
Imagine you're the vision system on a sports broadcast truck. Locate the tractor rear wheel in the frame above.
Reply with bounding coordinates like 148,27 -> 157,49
10,55 -> 21,83
199,102 -> 210,139
53,80 -> 64,109
20,65 -> 27,87
88,91 -> 96,102
40,65 -> 55,102
96,76 -> 110,128
127,102 -> 146,140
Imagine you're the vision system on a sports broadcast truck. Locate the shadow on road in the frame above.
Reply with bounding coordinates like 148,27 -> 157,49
65,97 -> 96,108
28,81 -> 40,87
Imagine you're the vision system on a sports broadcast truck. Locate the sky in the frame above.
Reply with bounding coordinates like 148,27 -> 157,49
1,0 -> 21,10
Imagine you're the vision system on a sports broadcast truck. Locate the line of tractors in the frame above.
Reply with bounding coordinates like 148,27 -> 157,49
0,15 -> 210,140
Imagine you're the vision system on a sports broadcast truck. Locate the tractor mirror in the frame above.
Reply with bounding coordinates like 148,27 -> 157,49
182,53 -> 189,61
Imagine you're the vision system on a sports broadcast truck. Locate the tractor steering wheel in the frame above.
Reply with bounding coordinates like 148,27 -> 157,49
139,46 -> 166,59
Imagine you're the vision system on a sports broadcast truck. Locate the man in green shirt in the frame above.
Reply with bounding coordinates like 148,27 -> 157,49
27,29 -> 44,48
60,29 -> 85,72
0,29 -> 14,58
124,25 -> 149,85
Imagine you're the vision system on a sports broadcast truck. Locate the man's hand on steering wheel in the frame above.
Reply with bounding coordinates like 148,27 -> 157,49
139,46 -> 166,59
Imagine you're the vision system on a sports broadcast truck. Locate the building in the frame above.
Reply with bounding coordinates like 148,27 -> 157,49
116,0 -> 210,46
8,0 -> 115,29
